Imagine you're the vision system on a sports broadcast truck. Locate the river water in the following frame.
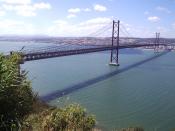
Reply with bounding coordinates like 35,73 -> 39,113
1,41 -> 175,131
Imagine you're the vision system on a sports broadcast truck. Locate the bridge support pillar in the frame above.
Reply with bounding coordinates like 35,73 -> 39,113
154,32 -> 160,53
109,20 -> 120,66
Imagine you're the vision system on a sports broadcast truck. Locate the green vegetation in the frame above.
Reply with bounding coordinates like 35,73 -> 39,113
0,53 -> 35,130
119,127 -> 144,131
0,53 -> 96,131
22,104 -> 96,131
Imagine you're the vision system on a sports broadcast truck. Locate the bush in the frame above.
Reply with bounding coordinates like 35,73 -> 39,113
0,53 -> 35,130
119,127 -> 144,131
23,104 -> 96,131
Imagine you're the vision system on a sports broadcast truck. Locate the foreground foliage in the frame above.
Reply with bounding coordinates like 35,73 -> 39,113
0,53 -> 96,131
0,53 -> 35,130
23,104 -> 96,131
119,127 -> 144,131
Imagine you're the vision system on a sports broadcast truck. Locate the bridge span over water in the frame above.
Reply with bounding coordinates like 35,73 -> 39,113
21,44 -> 168,62
9,20 -> 175,65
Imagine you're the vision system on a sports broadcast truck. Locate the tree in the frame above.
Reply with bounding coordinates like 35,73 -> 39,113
0,53 -> 35,130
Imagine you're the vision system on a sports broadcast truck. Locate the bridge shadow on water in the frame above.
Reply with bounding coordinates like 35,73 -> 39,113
41,51 -> 170,102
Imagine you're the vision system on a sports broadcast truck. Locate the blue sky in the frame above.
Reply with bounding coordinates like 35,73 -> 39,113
0,0 -> 175,37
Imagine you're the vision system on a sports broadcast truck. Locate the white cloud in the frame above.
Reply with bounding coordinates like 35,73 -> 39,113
68,8 -> 81,13
48,17 -> 112,36
2,4 -> 36,16
83,8 -> 91,12
53,20 -> 68,25
0,10 -> 5,16
79,17 -> 111,26
48,17 -> 162,38
48,20 -> 78,36
67,7 -> 91,15
0,19 -> 37,35
49,17 -> 159,38
33,2 -> 51,10
0,19 -> 24,28
147,16 -> 160,22
67,14 -> 76,19
2,4 -> 13,10
1,1 -> 51,17
94,4 -> 107,12
156,6 -> 171,13
0,17 -> 173,38
66,8 -> 91,18
16,6 -> 36,16
0,0 -> 31,4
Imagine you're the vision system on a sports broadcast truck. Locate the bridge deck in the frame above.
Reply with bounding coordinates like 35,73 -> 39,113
21,44 -> 168,62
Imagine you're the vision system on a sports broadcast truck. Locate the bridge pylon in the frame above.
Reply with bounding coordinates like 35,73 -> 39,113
154,32 -> 160,53
109,20 -> 120,66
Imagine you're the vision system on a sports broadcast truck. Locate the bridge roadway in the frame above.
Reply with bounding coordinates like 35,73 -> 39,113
21,43 -> 166,62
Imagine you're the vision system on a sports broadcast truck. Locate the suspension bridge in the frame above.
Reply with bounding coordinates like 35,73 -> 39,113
10,20 -> 175,65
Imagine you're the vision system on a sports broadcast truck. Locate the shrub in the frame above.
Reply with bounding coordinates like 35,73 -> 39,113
119,127 -> 144,131
0,53 -> 35,130
24,104 -> 96,131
